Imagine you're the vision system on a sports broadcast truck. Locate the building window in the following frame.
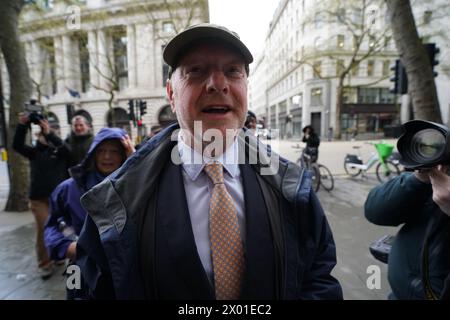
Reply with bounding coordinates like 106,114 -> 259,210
163,21 -> 175,33
369,35 -> 376,48
112,27 -> 128,91
368,8 -> 378,27
380,88 -> 394,103
41,38 -> 57,95
367,60 -> 375,77
351,63 -> 359,76
353,35 -> 360,50
337,8 -> 346,23
382,60 -> 390,77
423,11 -> 432,25
343,87 -> 358,103
311,88 -> 323,106
352,8 -> 362,25
337,34 -> 345,49
292,93 -> 303,108
336,59 -> 345,76
77,33 -> 90,93
384,36 -> 391,49
314,37 -> 322,50
358,87 -> 378,103
313,61 -> 322,79
314,12 -> 325,29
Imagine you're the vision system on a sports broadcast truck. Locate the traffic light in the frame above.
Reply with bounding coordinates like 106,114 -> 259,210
390,59 -> 408,95
390,60 -> 399,94
128,99 -> 135,121
424,43 -> 440,77
139,100 -> 147,116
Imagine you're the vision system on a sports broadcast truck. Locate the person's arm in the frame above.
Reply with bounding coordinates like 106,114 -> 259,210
364,172 -> 432,226
44,181 -> 76,261
12,115 -> 35,159
38,119 -> 70,159
299,191 -> 343,299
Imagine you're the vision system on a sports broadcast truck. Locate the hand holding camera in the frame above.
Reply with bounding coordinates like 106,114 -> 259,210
399,120 -> 450,215
430,165 -> 450,216
24,100 -> 45,125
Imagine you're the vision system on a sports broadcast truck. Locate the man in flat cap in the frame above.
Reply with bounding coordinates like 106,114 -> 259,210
75,23 -> 342,300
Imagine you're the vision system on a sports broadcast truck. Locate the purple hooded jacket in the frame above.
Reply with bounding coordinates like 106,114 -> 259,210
44,127 -> 127,261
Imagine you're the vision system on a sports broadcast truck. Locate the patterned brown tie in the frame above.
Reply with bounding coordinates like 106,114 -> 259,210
204,162 -> 245,300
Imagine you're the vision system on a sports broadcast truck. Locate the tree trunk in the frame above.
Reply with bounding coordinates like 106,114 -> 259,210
0,0 -> 31,211
334,76 -> 345,139
386,0 -> 442,123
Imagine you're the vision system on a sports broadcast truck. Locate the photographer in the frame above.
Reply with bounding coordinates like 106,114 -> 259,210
13,113 -> 69,279
364,167 -> 450,299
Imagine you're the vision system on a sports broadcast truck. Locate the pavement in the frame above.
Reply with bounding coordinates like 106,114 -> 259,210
0,139 -> 400,300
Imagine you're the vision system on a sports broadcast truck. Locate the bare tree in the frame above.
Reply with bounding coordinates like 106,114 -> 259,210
293,0 -> 395,138
386,0 -> 442,122
0,0 -> 31,211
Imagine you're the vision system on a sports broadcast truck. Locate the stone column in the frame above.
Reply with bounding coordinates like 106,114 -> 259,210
97,29 -> 110,90
88,30 -> 99,89
62,35 -> 75,91
53,36 -> 65,94
126,24 -> 137,88
30,41 -> 42,85
135,24 -> 155,89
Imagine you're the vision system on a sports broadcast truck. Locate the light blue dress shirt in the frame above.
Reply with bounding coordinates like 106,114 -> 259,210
177,133 -> 246,285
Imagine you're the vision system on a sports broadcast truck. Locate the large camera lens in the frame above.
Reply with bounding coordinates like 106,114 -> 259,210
411,129 -> 445,161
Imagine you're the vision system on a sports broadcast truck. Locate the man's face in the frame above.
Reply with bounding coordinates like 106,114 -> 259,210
94,140 -> 124,176
167,43 -> 248,146
72,119 -> 90,136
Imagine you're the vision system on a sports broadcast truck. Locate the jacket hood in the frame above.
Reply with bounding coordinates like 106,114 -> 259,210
69,127 -> 127,182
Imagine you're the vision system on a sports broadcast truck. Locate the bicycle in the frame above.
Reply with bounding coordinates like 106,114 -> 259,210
343,141 -> 401,183
292,144 -> 334,192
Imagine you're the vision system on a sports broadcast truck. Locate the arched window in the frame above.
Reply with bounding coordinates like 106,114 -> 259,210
107,107 -> 130,134
158,105 -> 177,127
47,112 -> 59,127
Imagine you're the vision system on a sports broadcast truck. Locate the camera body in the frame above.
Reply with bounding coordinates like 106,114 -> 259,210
24,100 -> 45,125
397,120 -> 450,170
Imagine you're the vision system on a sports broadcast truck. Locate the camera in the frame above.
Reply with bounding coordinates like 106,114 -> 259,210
397,120 -> 450,170
24,100 -> 45,125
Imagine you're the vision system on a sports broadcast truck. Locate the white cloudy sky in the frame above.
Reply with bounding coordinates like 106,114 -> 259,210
208,0 -> 281,57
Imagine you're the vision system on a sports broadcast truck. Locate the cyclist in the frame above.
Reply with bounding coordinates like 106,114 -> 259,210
302,125 -> 320,163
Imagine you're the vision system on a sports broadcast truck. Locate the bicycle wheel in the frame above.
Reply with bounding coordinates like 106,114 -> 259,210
318,164 -> 334,191
311,164 -> 321,193
376,161 -> 400,183
344,159 -> 362,177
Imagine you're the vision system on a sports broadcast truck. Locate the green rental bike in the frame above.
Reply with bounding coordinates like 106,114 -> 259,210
344,141 -> 401,183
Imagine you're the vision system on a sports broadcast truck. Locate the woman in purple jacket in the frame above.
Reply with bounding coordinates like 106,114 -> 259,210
44,127 -> 135,263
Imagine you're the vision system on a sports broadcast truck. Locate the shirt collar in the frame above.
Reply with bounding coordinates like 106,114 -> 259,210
177,131 -> 239,181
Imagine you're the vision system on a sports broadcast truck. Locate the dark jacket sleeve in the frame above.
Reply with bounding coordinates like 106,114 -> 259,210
12,124 -> 35,159
45,132 -> 71,159
75,215 -> 115,299
299,191 -> 343,299
364,172 -> 432,226
44,181 -> 75,261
